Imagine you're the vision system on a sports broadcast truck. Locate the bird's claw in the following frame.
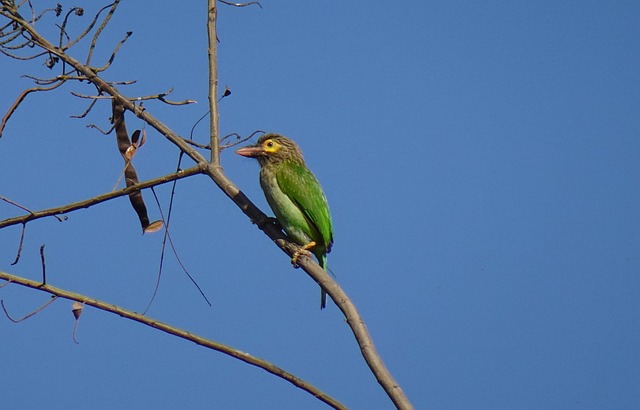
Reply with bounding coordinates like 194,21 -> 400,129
291,241 -> 316,268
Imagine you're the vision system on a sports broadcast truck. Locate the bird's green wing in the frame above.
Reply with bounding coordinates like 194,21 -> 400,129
276,161 -> 333,253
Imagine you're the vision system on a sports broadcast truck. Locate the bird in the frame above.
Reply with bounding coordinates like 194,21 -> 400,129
236,133 -> 334,309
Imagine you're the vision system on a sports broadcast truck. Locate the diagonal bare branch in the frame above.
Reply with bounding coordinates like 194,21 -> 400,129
1,81 -> 66,138
0,270 -> 347,410
86,2 -> 119,65
64,3 -> 115,53
0,166 -> 204,230
92,29 -> 131,72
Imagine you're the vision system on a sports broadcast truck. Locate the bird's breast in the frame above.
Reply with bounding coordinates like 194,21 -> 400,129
259,170 -> 316,247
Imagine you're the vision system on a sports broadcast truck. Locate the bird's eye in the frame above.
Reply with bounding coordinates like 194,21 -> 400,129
266,141 -> 274,148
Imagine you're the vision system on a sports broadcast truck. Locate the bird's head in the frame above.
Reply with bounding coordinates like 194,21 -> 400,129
235,133 -> 305,166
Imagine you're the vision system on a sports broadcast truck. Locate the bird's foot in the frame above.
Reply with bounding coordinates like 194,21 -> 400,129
291,241 -> 316,269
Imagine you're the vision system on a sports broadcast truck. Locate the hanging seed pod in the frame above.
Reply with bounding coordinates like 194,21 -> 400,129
72,301 -> 84,320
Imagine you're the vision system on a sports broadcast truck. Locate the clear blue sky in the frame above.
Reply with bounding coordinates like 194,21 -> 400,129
1,1 -> 639,409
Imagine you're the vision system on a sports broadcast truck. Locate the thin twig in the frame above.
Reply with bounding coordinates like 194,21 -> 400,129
70,89 -> 196,106
208,0 -> 220,164
188,110 -> 210,146
0,195 -> 65,222
220,130 -> 265,150
93,30 -> 131,73
11,223 -> 26,265
61,5 -> 108,52
85,2 -> 119,65
1,82 -> 66,137
182,138 -> 210,150
3,37 -> 32,50
142,185 -> 213,314
87,122 -> 115,135
130,88 -> 197,106
22,73 -> 88,85
0,28 -> 23,46
71,98 -> 99,118
1,296 -> 58,323
70,91 -> 112,99
56,7 -> 81,48
39,244 -> 46,284
0,46 -> 46,60
219,0 -> 263,8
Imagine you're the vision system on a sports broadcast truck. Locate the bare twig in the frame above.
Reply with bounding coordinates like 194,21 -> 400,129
0,27 -> 22,45
87,122 -> 115,135
71,98 -> 99,118
0,270 -> 347,410
142,186 -> 212,314
23,73 -> 88,85
93,30 -> 131,73
208,0 -> 220,164
182,138 -> 210,150
0,165 -> 204,230
57,7 -> 82,49
39,244 -> 46,284
219,0 -> 263,8
70,91 -> 112,100
3,37 -> 32,50
1,296 -> 58,323
131,88 -> 197,106
1,82 -> 65,137
220,130 -> 265,150
0,47 -> 47,60
61,5 -> 113,52
0,195 -> 65,222
1,195 -> 35,214
70,89 -> 196,106
11,223 -> 26,265
86,2 -> 120,65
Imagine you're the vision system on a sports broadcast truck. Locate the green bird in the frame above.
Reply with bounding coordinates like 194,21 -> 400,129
236,133 -> 334,309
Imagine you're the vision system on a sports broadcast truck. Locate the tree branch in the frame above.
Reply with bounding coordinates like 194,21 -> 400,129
207,0 -> 220,164
1,82 -> 65,138
0,270 -> 347,410
0,166 -> 204,229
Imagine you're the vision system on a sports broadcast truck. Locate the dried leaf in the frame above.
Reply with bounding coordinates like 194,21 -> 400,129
124,145 -> 136,160
144,220 -> 164,234
138,129 -> 147,148
131,129 -> 141,146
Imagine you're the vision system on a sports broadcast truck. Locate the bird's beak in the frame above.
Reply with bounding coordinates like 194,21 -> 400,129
235,145 -> 265,158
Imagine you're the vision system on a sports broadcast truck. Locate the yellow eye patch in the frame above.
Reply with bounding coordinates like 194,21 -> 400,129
262,139 -> 281,153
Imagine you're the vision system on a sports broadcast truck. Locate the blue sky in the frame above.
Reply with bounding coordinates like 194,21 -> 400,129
1,1 -> 639,409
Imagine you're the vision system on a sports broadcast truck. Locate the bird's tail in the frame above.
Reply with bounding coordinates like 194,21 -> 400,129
320,254 -> 328,310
